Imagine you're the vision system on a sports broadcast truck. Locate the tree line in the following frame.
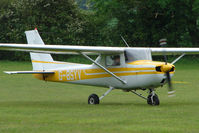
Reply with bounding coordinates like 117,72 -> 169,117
0,0 -> 198,60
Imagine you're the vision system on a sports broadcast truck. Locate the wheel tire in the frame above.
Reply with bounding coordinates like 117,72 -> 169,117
88,94 -> 99,104
147,94 -> 160,106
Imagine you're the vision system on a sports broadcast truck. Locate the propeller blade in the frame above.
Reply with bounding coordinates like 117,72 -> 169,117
166,72 -> 175,97
163,54 -> 168,65
159,38 -> 168,64
166,72 -> 172,90
159,38 -> 175,96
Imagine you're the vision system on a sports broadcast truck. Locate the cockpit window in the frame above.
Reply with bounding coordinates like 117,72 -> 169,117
106,55 -> 120,66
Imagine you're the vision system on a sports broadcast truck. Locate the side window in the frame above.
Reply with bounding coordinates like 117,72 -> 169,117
106,55 -> 120,66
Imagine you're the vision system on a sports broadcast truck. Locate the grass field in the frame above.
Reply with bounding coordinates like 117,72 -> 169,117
0,60 -> 199,133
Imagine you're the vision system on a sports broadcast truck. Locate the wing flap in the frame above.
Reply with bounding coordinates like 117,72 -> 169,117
4,71 -> 55,75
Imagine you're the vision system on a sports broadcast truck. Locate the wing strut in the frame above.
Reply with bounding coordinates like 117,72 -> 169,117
171,53 -> 186,64
81,53 -> 127,84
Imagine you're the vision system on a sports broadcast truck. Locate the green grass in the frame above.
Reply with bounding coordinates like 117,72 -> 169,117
0,60 -> 199,133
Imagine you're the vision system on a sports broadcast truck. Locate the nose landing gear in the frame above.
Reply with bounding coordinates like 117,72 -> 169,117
147,89 -> 160,106
130,88 -> 160,106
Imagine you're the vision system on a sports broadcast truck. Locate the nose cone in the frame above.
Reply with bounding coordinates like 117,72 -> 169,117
156,63 -> 175,73
161,64 -> 175,73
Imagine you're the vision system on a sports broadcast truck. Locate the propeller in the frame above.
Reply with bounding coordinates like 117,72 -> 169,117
159,39 -> 175,97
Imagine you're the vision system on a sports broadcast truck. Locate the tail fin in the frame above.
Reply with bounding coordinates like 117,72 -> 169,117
25,29 -> 54,71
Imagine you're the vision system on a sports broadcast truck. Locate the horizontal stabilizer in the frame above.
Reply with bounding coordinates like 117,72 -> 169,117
4,71 -> 55,75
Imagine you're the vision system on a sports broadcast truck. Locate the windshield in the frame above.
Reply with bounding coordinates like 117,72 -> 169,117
125,48 -> 152,63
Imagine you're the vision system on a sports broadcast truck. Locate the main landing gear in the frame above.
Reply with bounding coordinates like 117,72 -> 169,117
88,86 -> 114,104
88,94 -> 99,104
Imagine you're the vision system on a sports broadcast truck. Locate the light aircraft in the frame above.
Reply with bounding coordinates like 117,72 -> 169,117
0,29 -> 199,105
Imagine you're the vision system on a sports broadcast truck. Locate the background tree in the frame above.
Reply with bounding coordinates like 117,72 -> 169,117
89,0 -> 199,47
0,0 -> 86,60
0,0 -> 198,61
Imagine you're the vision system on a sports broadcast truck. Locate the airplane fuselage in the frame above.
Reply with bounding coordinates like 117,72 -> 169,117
33,60 -> 174,90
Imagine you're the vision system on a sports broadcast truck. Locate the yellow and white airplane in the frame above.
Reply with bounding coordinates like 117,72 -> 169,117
0,29 -> 199,105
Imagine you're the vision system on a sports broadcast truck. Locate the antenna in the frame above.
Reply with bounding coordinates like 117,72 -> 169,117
120,35 -> 130,47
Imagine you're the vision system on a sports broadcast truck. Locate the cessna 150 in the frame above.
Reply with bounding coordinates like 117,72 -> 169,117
0,29 -> 199,105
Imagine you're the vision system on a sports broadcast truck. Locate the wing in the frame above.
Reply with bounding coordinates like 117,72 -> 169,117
0,30 -> 198,55
0,44 -> 124,55
1,44 -> 199,55
150,48 -> 199,55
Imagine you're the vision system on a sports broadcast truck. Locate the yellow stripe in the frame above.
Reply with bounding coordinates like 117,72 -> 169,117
32,60 -> 68,64
128,60 -> 168,65
85,67 -> 155,73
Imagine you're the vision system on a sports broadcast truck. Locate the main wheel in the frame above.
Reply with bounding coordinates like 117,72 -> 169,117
88,94 -> 99,104
147,93 -> 160,106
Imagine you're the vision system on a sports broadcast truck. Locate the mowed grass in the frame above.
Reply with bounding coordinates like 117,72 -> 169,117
0,60 -> 199,133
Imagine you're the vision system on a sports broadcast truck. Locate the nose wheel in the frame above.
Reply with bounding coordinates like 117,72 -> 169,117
147,90 -> 160,106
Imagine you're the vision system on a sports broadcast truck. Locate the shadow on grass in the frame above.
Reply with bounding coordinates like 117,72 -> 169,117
0,101 -> 86,109
102,100 -> 199,107
0,100 -> 197,109
0,100 -> 147,108
160,101 -> 199,107
102,102 -> 147,106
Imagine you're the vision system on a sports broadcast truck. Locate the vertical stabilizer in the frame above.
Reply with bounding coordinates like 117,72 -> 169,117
25,29 -> 54,70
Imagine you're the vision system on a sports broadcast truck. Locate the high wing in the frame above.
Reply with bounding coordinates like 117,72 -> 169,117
0,44 -> 124,55
0,44 -> 199,55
